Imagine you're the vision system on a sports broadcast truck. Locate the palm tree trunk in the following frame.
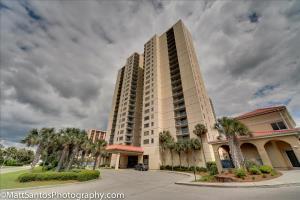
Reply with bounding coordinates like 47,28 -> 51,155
186,151 -> 190,168
192,150 -> 197,181
96,154 -> 101,168
93,153 -> 99,170
199,135 -> 207,167
66,146 -> 79,171
42,149 -> 48,171
178,152 -> 182,169
31,143 -> 42,171
170,150 -> 174,171
228,136 -> 243,168
56,146 -> 68,172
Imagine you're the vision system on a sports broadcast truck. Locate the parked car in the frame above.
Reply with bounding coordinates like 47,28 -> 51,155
134,163 -> 148,171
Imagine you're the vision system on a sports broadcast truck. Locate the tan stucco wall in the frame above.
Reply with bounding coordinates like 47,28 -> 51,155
212,134 -> 300,172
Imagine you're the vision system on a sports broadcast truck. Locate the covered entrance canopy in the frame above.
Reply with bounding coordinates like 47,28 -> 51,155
106,145 -> 144,170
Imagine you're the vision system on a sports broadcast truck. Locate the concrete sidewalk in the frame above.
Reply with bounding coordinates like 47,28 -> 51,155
175,170 -> 300,188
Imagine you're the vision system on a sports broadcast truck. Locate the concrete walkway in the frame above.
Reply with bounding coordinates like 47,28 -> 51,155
0,165 -> 30,174
176,170 -> 300,188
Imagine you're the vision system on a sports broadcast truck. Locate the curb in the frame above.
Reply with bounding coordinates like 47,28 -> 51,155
0,177 -> 102,192
175,181 -> 300,188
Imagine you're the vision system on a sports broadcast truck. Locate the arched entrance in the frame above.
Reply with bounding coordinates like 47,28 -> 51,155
264,140 -> 300,169
240,143 -> 263,165
218,145 -> 234,168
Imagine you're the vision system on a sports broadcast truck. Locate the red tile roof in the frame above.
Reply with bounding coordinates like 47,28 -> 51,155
106,144 -> 144,153
235,106 -> 286,120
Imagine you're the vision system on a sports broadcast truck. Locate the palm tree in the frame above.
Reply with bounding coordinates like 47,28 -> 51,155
56,128 -> 76,172
183,139 -> 191,168
40,128 -> 56,170
215,117 -> 250,168
22,128 -> 54,171
92,139 -> 107,170
174,140 -> 185,169
159,131 -> 173,166
66,129 -> 87,170
80,138 -> 93,167
167,138 -> 175,171
100,151 -> 110,166
193,124 -> 208,167
190,138 -> 201,181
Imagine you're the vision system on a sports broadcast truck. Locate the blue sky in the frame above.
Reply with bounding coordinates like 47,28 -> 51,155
1,0 -> 300,144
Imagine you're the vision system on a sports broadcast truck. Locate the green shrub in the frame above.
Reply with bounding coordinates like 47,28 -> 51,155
18,170 -> 100,182
234,168 -> 247,178
200,175 -> 215,182
196,166 -> 207,172
259,165 -> 273,174
249,166 -> 261,175
77,170 -> 100,181
4,159 -> 23,166
206,162 -> 218,175
244,160 -> 258,171
270,169 -> 277,176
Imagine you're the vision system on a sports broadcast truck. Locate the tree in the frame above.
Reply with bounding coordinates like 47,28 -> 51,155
215,117 -> 250,169
56,128 -> 77,172
193,124 -> 208,167
167,138 -> 175,171
183,139 -> 191,168
159,131 -> 173,166
190,138 -> 201,181
80,138 -> 93,167
22,128 -> 53,171
66,129 -> 87,170
92,139 -> 107,170
174,140 -> 185,169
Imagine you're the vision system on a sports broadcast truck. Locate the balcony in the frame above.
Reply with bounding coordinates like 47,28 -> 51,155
173,97 -> 184,104
173,91 -> 184,98
175,120 -> 188,127
176,130 -> 189,136
174,112 -> 187,119
174,104 -> 185,111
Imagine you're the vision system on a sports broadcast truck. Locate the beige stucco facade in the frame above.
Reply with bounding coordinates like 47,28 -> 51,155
211,106 -> 300,172
106,20 -> 220,169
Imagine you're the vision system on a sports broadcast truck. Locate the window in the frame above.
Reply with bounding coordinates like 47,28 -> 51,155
151,122 -> 154,126
271,121 -> 287,130
151,138 -> 154,144
144,109 -> 150,114
144,116 -> 150,121
151,130 -> 154,135
144,131 -> 149,136
145,103 -> 150,107
144,123 -> 149,128
143,139 -> 149,144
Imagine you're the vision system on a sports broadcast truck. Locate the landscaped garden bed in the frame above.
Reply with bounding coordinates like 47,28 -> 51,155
198,165 -> 281,183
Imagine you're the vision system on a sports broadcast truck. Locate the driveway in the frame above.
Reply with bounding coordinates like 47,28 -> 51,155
6,169 -> 300,200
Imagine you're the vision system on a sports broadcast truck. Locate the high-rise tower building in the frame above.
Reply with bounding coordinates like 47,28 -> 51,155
106,20 -> 218,169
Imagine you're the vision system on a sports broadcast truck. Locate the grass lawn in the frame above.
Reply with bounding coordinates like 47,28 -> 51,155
0,167 -> 78,190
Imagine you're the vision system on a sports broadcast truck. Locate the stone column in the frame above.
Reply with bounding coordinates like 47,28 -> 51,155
115,153 -> 120,170
256,143 -> 273,166
138,154 -> 143,164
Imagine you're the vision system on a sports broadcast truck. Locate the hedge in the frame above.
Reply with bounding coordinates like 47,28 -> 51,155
160,165 -> 207,172
18,170 -> 100,182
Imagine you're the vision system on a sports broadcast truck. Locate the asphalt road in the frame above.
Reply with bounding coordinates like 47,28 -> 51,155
6,169 -> 300,200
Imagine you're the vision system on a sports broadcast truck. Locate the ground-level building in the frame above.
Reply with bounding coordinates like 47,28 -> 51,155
210,106 -> 300,172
